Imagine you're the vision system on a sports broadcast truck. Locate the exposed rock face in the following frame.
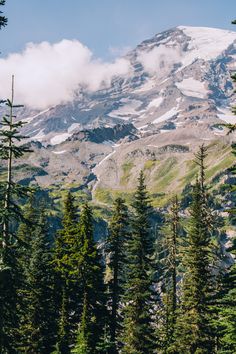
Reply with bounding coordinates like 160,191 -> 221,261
68,123 -> 138,144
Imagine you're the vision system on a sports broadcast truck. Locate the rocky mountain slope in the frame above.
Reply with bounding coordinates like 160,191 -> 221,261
1,26 -> 236,203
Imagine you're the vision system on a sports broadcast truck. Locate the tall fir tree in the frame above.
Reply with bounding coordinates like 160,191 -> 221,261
53,192 -> 80,353
0,77 -> 31,353
106,198 -> 129,353
172,145 -> 218,353
173,179 -> 215,354
121,171 -> 155,354
216,239 -> 236,354
215,130 -> 236,353
72,203 -> 106,354
214,18 -> 236,352
16,195 -> 40,350
158,196 -> 180,353
20,208 -> 57,353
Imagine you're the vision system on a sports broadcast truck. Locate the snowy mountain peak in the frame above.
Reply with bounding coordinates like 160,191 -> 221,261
6,25 -> 236,190
177,25 -> 236,35
12,25 -> 236,145
177,26 -> 236,62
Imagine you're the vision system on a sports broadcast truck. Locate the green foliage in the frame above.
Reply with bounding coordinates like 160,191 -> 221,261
95,187 -> 113,204
106,198 -> 129,352
0,67 -> 234,353
173,180 -> 215,353
214,143 -> 236,353
121,171 -> 155,354
72,203 -> 106,353
216,253 -> 236,353
157,196 -> 181,353
19,208 -> 57,353
121,161 -> 134,185
171,146 -> 218,353
0,84 -> 32,353
53,192 -> 81,352
155,157 -> 178,180
144,160 -> 156,170
0,244 -> 21,353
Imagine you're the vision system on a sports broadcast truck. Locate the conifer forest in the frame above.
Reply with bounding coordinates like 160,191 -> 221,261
0,2 -> 235,354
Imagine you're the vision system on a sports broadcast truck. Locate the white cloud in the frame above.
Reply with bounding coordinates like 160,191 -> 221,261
138,45 -> 181,76
0,39 -> 131,109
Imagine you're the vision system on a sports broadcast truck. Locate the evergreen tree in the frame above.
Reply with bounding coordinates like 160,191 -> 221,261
158,196 -> 180,353
72,203 -> 106,354
172,145 -> 218,353
56,286 -> 71,354
194,144 -> 207,193
214,19 -> 236,351
106,198 -> 129,353
215,139 -> 236,353
53,192 -> 80,353
121,171 -> 155,354
216,239 -> 236,354
16,195 -> 41,350
173,180 -> 215,354
21,209 -> 57,353
0,77 -> 31,353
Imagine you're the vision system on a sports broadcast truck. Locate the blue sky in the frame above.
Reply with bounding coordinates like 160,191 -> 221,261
1,0 -> 236,59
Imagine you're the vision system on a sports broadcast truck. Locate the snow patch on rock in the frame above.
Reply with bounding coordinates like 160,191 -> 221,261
176,78 -> 208,98
53,150 -> 67,155
153,106 -> 180,124
50,133 -> 71,145
108,99 -> 142,119
68,123 -> 80,133
217,108 -> 236,124
147,97 -> 163,109
32,129 -> 45,141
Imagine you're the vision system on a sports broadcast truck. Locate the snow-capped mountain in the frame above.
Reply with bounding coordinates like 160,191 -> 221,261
3,26 -> 236,195
15,25 -> 236,144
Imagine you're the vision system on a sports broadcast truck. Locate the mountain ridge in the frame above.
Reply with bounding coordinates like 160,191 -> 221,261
1,25 -> 236,202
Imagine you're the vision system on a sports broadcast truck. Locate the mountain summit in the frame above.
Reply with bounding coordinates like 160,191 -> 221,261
3,26 -> 236,196
14,25 -> 236,143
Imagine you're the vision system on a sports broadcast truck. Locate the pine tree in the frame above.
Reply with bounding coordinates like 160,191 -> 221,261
53,192 -> 80,353
21,209 -> 57,353
194,144 -> 208,193
215,140 -> 236,353
158,196 -> 180,353
106,198 -> 129,353
72,203 -> 106,354
172,145 -> 218,353
55,286 -> 71,354
173,180 -> 215,354
216,239 -> 236,354
121,171 -> 155,354
0,77 -> 31,353
16,195 -> 41,350
212,37 -> 236,351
